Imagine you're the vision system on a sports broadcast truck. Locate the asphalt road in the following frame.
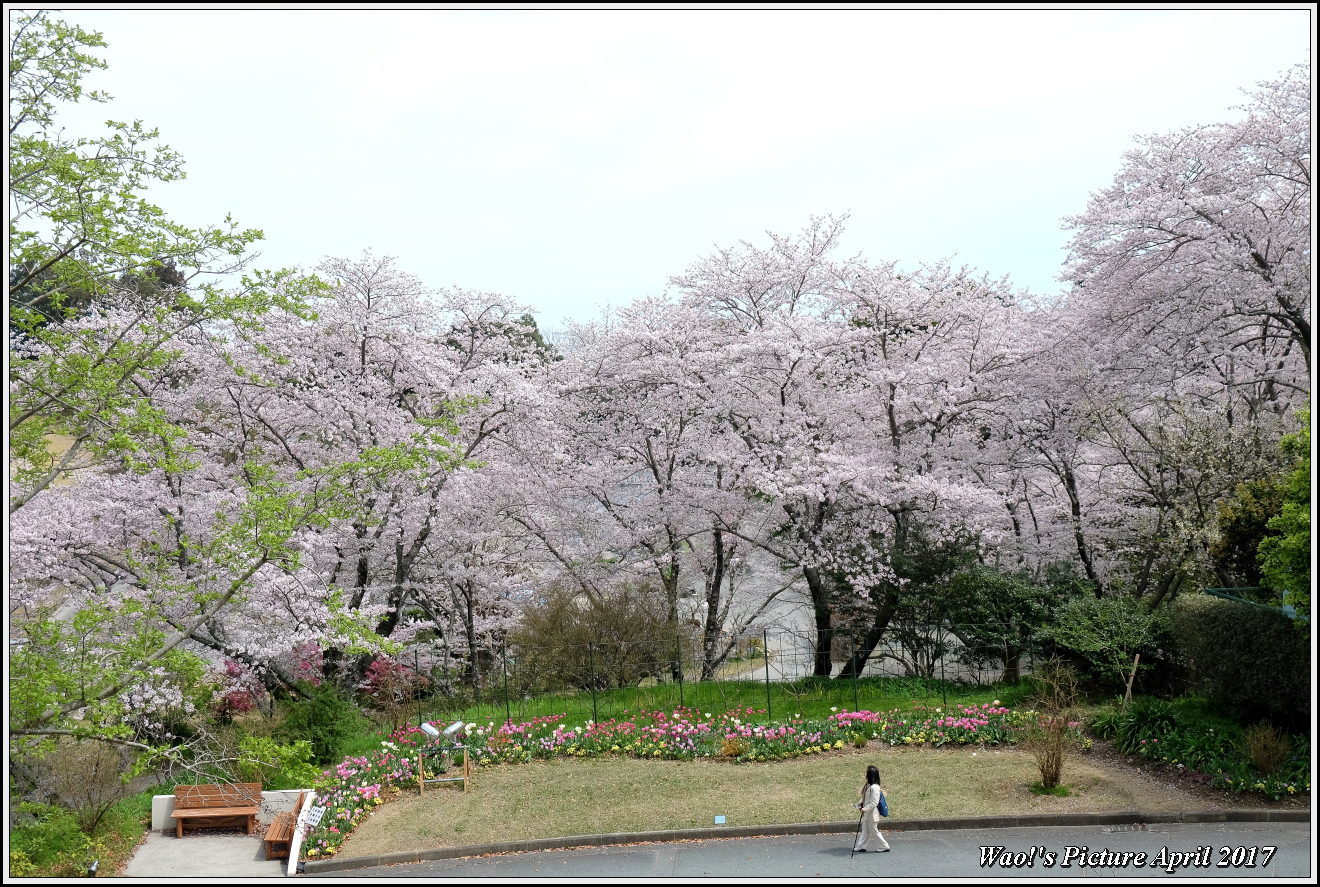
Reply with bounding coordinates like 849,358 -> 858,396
315,821 -> 1312,879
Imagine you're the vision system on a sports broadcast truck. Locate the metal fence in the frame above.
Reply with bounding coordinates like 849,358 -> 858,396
408,623 -> 1038,727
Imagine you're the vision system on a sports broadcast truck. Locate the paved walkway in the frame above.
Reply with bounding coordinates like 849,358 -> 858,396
121,829 -> 285,879
313,821 -> 1313,880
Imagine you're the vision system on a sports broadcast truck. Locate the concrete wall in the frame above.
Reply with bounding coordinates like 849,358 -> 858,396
286,791 -> 316,877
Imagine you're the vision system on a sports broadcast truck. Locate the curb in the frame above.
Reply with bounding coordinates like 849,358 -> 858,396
302,809 -> 1311,874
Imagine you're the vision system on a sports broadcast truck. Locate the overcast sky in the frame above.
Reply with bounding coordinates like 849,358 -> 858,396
28,5 -> 1313,331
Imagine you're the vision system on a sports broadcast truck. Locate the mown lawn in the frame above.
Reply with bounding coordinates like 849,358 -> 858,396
335,744 -> 1212,859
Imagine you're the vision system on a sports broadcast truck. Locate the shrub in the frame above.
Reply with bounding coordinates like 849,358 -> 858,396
359,656 -> 430,732
1089,695 -> 1308,800
1091,696 -> 1179,755
47,739 -> 135,834
236,735 -> 323,789
1041,595 -> 1169,692
279,683 -> 360,764
8,803 -> 108,878
721,736 -> 750,758
1168,594 -> 1308,727
1024,659 -> 1080,789
1241,724 -> 1292,776
210,660 -> 260,724
510,583 -> 698,692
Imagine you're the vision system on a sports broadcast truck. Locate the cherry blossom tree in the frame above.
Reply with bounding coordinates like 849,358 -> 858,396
168,253 -> 548,687
526,299 -> 792,679
1064,64 -> 1310,371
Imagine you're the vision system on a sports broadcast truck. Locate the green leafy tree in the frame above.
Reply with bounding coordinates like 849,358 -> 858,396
1258,413 -> 1310,619
943,565 -> 1080,683
1209,478 -> 1283,589
8,11 -> 292,512
6,13 -> 406,776
9,12 -> 261,320
1041,594 -> 1169,692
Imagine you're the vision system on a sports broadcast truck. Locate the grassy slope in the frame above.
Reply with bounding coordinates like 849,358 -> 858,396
401,677 -> 1034,743
336,744 -> 1214,858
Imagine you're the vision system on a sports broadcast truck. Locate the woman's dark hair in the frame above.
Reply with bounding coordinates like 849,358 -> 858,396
865,765 -> 881,786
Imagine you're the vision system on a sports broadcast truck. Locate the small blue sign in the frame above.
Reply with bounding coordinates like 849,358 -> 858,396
714,815 -> 726,825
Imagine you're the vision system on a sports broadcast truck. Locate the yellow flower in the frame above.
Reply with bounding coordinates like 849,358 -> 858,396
611,745 -> 620,752
653,750 -> 661,756
834,740 -> 844,748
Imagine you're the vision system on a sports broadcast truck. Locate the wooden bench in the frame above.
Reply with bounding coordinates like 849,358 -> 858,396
170,783 -> 261,838
263,790 -> 308,861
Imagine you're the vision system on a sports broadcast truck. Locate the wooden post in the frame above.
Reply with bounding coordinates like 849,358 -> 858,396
588,642 -> 598,723
1123,653 -> 1141,705
417,754 -> 425,794
502,645 -> 511,723
675,633 -> 685,709
463,747 -> 471,792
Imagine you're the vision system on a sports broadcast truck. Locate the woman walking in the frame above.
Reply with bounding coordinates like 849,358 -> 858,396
853,764 -> 891,853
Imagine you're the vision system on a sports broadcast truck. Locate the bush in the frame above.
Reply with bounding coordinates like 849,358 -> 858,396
1088,695 -> 1308,800
279,683 -> 361,765
1041,595 -> 1171,692
721,737 -> 750,758
359,656 -> 430,732
45,739 -> 135,833
1024,659 -> 1081,789
1091,696 -> 1180,755
236,736 -> 323,789
1241,723 -> 1292,776
8,802 -> 107,878
510,583 -> 697,692
1168,594 -> 1308,727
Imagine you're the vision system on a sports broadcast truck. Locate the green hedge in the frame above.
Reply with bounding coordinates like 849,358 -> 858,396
1169,594 -> 1308,727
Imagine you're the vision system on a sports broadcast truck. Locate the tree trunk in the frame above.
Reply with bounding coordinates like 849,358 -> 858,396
700,527 -> 728,681
1060,462 -> 1100,592
1004,648 -> 1021,684
834,588 -> 901,679
803,566 -> 834,677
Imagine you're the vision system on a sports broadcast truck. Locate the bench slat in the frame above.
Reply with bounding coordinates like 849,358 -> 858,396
263,791 -> 308,861
170,806 -> 259,819
174,783 -> 261,809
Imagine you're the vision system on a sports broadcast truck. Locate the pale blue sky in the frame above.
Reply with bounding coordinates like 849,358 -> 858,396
29,6 -> 1314,331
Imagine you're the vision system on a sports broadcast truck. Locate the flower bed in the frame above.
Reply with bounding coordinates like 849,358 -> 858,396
1133,733 -> 1309,801
300,702 -> 1029,858
302,743 -> 417,860
1090,699 -> 1310,802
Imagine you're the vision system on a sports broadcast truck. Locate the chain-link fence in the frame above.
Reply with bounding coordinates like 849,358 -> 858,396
406,622 -> 1038,727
